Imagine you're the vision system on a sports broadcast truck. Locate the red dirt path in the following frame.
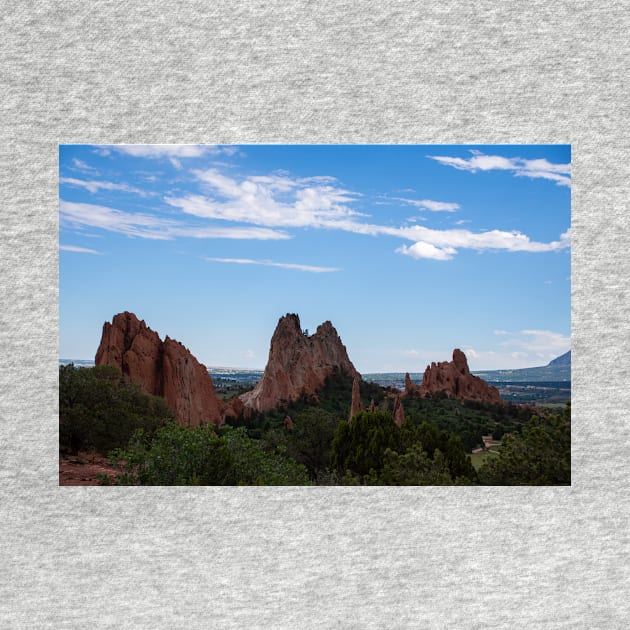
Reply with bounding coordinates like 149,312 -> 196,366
59,455 -> 119,486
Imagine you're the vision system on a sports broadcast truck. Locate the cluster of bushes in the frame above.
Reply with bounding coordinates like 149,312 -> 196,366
403,394 -> 534,451
477,406 -> 570,485
106,424 -> 310,486
59,364 -> 173,455
332,411 -> 477,485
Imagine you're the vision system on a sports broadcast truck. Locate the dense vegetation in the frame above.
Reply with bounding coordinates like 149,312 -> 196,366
59,366 -> 570,485
477,405 -> 571,485
59,364 -> 173,455
105,423 -> 310,485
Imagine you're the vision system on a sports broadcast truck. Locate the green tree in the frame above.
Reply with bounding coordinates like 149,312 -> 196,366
59,364 -> 172,455
477,410 -> 570,485
371,445 -> 453,485
332,411 -> 401,479
284,408 -> 339,481
108,424 -> 311,486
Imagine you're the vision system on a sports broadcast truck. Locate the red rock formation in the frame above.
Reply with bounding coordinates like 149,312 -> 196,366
417,348 -> 503,404
222,396 -> 245,422
349,374 -> 363,422
392,395 -> 405,427
283,415 -> 295,430
404,372 -> 414,394
95,312 -> 223,426
241,313 -> 360,413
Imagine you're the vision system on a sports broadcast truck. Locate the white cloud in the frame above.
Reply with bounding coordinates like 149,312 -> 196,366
61,161 -> 570,262
71,158 -> 98,173
111,145 -> 238,159
205,257 -> 339,273
59,200 -> 290,241
60,177 -> 149,196
396,242 -> 456,261
428,150 -> 571,187
496,329 -> 570,358
166,169 -> 362,229
166,167 -> 570,260
396,197 -> 461,212
514,329 -> 571,354
60,244 -> 101,254
387,223 -> 570,258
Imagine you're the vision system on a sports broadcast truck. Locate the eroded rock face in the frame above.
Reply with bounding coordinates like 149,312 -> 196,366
349,374 -> 363,422
413,348 -> 503,404
392,395 -> 405,428
241,313 -> 360,413
405,372 -> 417,394
95,312 -> 223,426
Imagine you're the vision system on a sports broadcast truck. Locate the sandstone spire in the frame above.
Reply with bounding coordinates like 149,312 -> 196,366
392,395 -> 405,428
240,313 -> 359,413
349,374 -> 363,422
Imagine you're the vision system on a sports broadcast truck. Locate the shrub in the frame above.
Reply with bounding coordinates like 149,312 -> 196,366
59,364 -> 173,455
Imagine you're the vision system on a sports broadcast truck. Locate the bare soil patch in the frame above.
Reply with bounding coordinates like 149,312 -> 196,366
59,453 -> 119,486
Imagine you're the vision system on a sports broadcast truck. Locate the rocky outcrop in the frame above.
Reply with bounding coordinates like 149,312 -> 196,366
410,348 -> 502,404
392,395 -> 405,427
95,312 -> 223,426
349,374 -> 363,422
241,313 -> 359,413
405,372 -> 415,394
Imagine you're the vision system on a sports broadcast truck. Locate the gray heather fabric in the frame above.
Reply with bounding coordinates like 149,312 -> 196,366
1,2 -> 628,628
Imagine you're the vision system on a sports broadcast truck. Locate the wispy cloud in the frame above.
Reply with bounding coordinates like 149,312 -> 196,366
495,328 -> 570,358
60,161 -> 570,262
394,224 -> 570,259
166,169 -> 363,229
428,150 -> 571,187
339,221 -> 571,260
165,168 -> 570,261
443,331 -> 569,369
205,257 -> 339,273
395,197 -> 461,212
59,244 -> 102,254
60,177 -> 150,196
71,158 -> 98,173
59,201 -> 290,241
111,145 -> 238,159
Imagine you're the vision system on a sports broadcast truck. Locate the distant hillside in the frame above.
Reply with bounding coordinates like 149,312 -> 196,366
548,350 -> 571,367
473,351 -> 571,383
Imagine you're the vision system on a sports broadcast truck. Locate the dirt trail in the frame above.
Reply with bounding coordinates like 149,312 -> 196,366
59,455 -> 119,486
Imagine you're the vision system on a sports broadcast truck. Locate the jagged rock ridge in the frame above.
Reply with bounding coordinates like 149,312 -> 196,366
241,313 -> 360,413
405,348 -> 503,404
95,311 -> 223,426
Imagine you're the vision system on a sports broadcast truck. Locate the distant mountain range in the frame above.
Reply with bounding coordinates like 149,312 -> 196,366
548,350 -> 571,367
473,351 -> 571,383
59,351 -> 571,385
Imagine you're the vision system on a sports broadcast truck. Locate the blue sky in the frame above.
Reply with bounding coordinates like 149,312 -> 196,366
59,144 -> 570,372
